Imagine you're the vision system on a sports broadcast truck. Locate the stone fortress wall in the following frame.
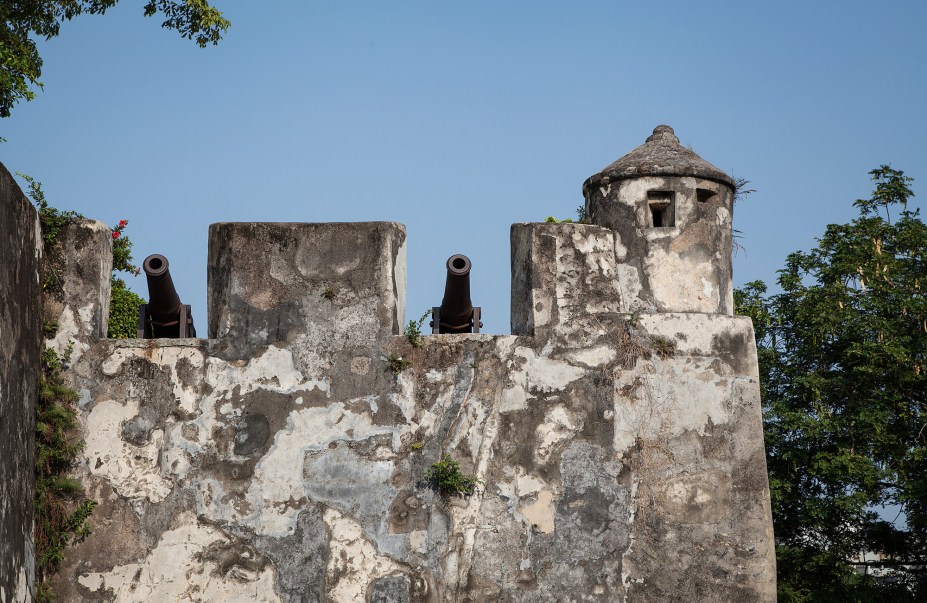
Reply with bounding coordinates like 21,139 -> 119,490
0,164 -> 43,603
2,126 -> 776,602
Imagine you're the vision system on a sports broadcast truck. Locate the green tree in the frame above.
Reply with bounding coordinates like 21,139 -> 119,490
0,0 -> 229,120
736,167 -> 927,601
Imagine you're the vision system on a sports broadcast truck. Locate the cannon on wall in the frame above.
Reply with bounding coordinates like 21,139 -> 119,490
138,254 -> 196,338
431,254 -> 481,334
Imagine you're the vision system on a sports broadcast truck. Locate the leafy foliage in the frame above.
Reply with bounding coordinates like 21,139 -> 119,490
35,346 -> 97,596
0,0 -> 229,122
143,0 -> 230,47
110,218 -> 140,276
735,166 -> 927,600
19,172 -> 83,294
16,172 -> 82,249
425,454 -> 480,497
543,204 -> 591,224
108,278 -> 144,338
107,219 -> 144,338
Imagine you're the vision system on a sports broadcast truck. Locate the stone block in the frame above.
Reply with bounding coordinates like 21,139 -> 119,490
511,222 -> 624,338
42,219 -> 113,360
208,222 -> 406,354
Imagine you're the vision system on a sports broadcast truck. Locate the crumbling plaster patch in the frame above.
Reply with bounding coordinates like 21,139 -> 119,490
102,345 -> 205,414
324,508 -> 405,602
643,246 -> 719,314
223,402 -> 404,537
206,345 -> 326,398
47,305 -> 90,361
85,398 -> 172,503
536,404 -> 585,464
518,489 -> 555,534
564,344 -> 616,368
500,346 -> 585,414
77,514 -> 279,602
612,357 -> 732,458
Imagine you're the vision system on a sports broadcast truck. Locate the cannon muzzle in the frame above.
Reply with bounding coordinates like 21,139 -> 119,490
432,254 -> 481,334
138,254 -> 196,338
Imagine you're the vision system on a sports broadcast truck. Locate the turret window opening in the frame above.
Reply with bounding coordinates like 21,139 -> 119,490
648,191 -> 675,227
697,188 -> 717,203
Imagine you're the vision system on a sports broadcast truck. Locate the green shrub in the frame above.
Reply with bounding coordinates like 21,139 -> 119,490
107,218 -> 144,339
425,454 -> 481,497
108,278 -> 144,338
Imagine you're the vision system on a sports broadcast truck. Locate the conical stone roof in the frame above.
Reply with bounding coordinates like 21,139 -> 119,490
583,125 -> 735,194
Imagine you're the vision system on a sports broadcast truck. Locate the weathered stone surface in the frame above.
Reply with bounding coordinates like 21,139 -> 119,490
511,222 -> 624,339
207,221 -> 407,359
43,213 -> 774,601
0,163 -> 41,603
12,126 -> 775,601
42,219 -> 113,362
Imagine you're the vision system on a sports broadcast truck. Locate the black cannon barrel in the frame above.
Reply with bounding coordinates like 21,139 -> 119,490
436,254 -> 479,334
144,254 -> 181,320
140,254 -> 195,338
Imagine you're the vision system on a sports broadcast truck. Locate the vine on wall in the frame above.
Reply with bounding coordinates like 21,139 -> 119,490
34,345 -> 95,602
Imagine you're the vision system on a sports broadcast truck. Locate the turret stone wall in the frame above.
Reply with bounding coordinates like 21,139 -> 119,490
583,125 -> 737,315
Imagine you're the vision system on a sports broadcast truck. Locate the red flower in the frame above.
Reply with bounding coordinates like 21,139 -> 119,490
112,231 -> 120,239
118,219 -> 128,228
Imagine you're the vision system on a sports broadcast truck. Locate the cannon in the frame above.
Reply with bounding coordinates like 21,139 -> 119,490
431,254 -> 482,334
138,254 -> 196,338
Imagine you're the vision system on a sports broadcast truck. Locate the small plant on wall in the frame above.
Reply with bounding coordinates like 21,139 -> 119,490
387,353 -> 412,375
425,454 -> 481,497
404,309 -> 431,348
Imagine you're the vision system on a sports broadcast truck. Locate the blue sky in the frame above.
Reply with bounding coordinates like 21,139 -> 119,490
3,0 -> 925,334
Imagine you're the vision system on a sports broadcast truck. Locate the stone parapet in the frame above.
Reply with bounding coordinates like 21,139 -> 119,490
5,125 -> 776,601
